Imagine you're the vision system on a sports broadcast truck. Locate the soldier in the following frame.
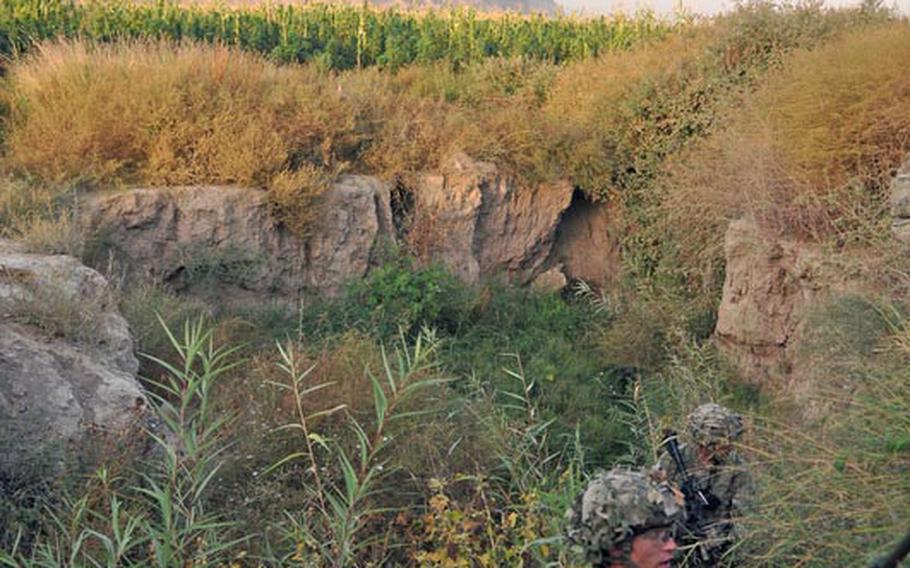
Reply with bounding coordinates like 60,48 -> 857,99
566,467 -> 684,568
653,403 -> 751,566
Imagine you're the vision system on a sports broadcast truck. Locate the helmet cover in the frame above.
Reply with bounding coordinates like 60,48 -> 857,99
565,468 -> 683,565
687,403 -> 744,447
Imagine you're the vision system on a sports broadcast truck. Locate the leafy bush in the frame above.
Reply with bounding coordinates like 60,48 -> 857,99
300,254 -> 476,338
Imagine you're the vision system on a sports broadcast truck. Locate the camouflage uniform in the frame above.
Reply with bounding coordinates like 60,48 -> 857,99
654,404 -> 752,566
565,468 -> 683,567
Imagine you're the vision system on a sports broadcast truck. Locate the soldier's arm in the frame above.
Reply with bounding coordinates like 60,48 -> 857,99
729,453 -> 755,514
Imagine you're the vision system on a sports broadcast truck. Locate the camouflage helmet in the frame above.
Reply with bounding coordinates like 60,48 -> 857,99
565,468 -> 683,566
686,403 -> 744,447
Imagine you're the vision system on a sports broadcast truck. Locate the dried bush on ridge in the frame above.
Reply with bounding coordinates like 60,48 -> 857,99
3,3 -> 888,218
656,22 -> 910,291
5,41 -> 294,186
1,40 -> 364,234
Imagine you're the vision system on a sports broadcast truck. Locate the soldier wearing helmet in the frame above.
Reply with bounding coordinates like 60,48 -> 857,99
566,467 -> 683,568
652,403 -> 752,566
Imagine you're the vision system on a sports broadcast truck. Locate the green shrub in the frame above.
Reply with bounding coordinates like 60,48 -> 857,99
304,254 -> 476,338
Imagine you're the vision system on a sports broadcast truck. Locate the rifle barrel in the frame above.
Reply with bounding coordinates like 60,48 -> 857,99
870,528 -> 910,568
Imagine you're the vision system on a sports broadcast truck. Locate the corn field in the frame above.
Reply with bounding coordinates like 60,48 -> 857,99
0,0 -> 678,69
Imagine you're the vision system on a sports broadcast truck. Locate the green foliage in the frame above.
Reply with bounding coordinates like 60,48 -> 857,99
0,0 -> 675,71
297,258 -> 635,468
1,317 -> 246,567
298,254 -> 474,338
443,285 -> 632,467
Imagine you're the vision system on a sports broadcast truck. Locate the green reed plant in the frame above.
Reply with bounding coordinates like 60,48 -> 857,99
272,327 -> 450,566
493,353 -> 558,493
138,316 -> 246,566
0,316 -> 247,566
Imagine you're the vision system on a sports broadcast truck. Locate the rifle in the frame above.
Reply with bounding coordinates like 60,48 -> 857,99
662,429 -> 711,515
661,430 -> 717,565
870,528 -> 910,568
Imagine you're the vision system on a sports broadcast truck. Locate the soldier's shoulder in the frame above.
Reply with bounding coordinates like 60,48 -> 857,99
679,442 -> 699,463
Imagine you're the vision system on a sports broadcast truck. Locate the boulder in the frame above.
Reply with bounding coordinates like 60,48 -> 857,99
531,265 -> 568,292
714,219 -> 832,385
81,178 -> 393,303
0,242 -> 147,476
409,153 -> 573,284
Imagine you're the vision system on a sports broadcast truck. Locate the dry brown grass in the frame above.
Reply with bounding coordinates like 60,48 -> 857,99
539,28 -> 716,194
659,22 -> 910,275
0,28 -> 757,200
4,41 -> 292,185
0,177 -> 85,255
265,165 -> 335,238
1,40 -> 378,233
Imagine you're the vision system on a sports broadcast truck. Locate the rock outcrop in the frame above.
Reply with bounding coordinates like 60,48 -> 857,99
81,178 -> 393,303
408,153 -> 574,285
714,219 -> 833,385
891,156 -> 910,244
0,241 -> 147,476
79,157 -> 621,302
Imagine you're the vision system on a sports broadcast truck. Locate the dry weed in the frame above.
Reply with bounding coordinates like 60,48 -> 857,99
265,166 -> 334,238
659,22 -> 910,275
4,41 -> 315,187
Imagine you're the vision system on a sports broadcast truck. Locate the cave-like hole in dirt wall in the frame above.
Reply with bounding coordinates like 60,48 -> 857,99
389,179 -> 416,244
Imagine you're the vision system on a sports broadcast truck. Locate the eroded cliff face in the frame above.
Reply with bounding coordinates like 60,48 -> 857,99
713,219 -> 833,385
551,190 -> 622,289
407,153 -> 574,285
714,157 -> 910,387
711,219 -> 889,394
80,154 -> 621,305
81,177 -> 393,306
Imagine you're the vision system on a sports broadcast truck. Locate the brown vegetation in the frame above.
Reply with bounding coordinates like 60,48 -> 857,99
659,22 -> 910,281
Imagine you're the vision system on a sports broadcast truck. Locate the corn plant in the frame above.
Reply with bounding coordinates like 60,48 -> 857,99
0,0 -> 677,70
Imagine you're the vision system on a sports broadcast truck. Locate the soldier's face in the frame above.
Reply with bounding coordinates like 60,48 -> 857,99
629,526 -> 677,568
698,443 -> 732,465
